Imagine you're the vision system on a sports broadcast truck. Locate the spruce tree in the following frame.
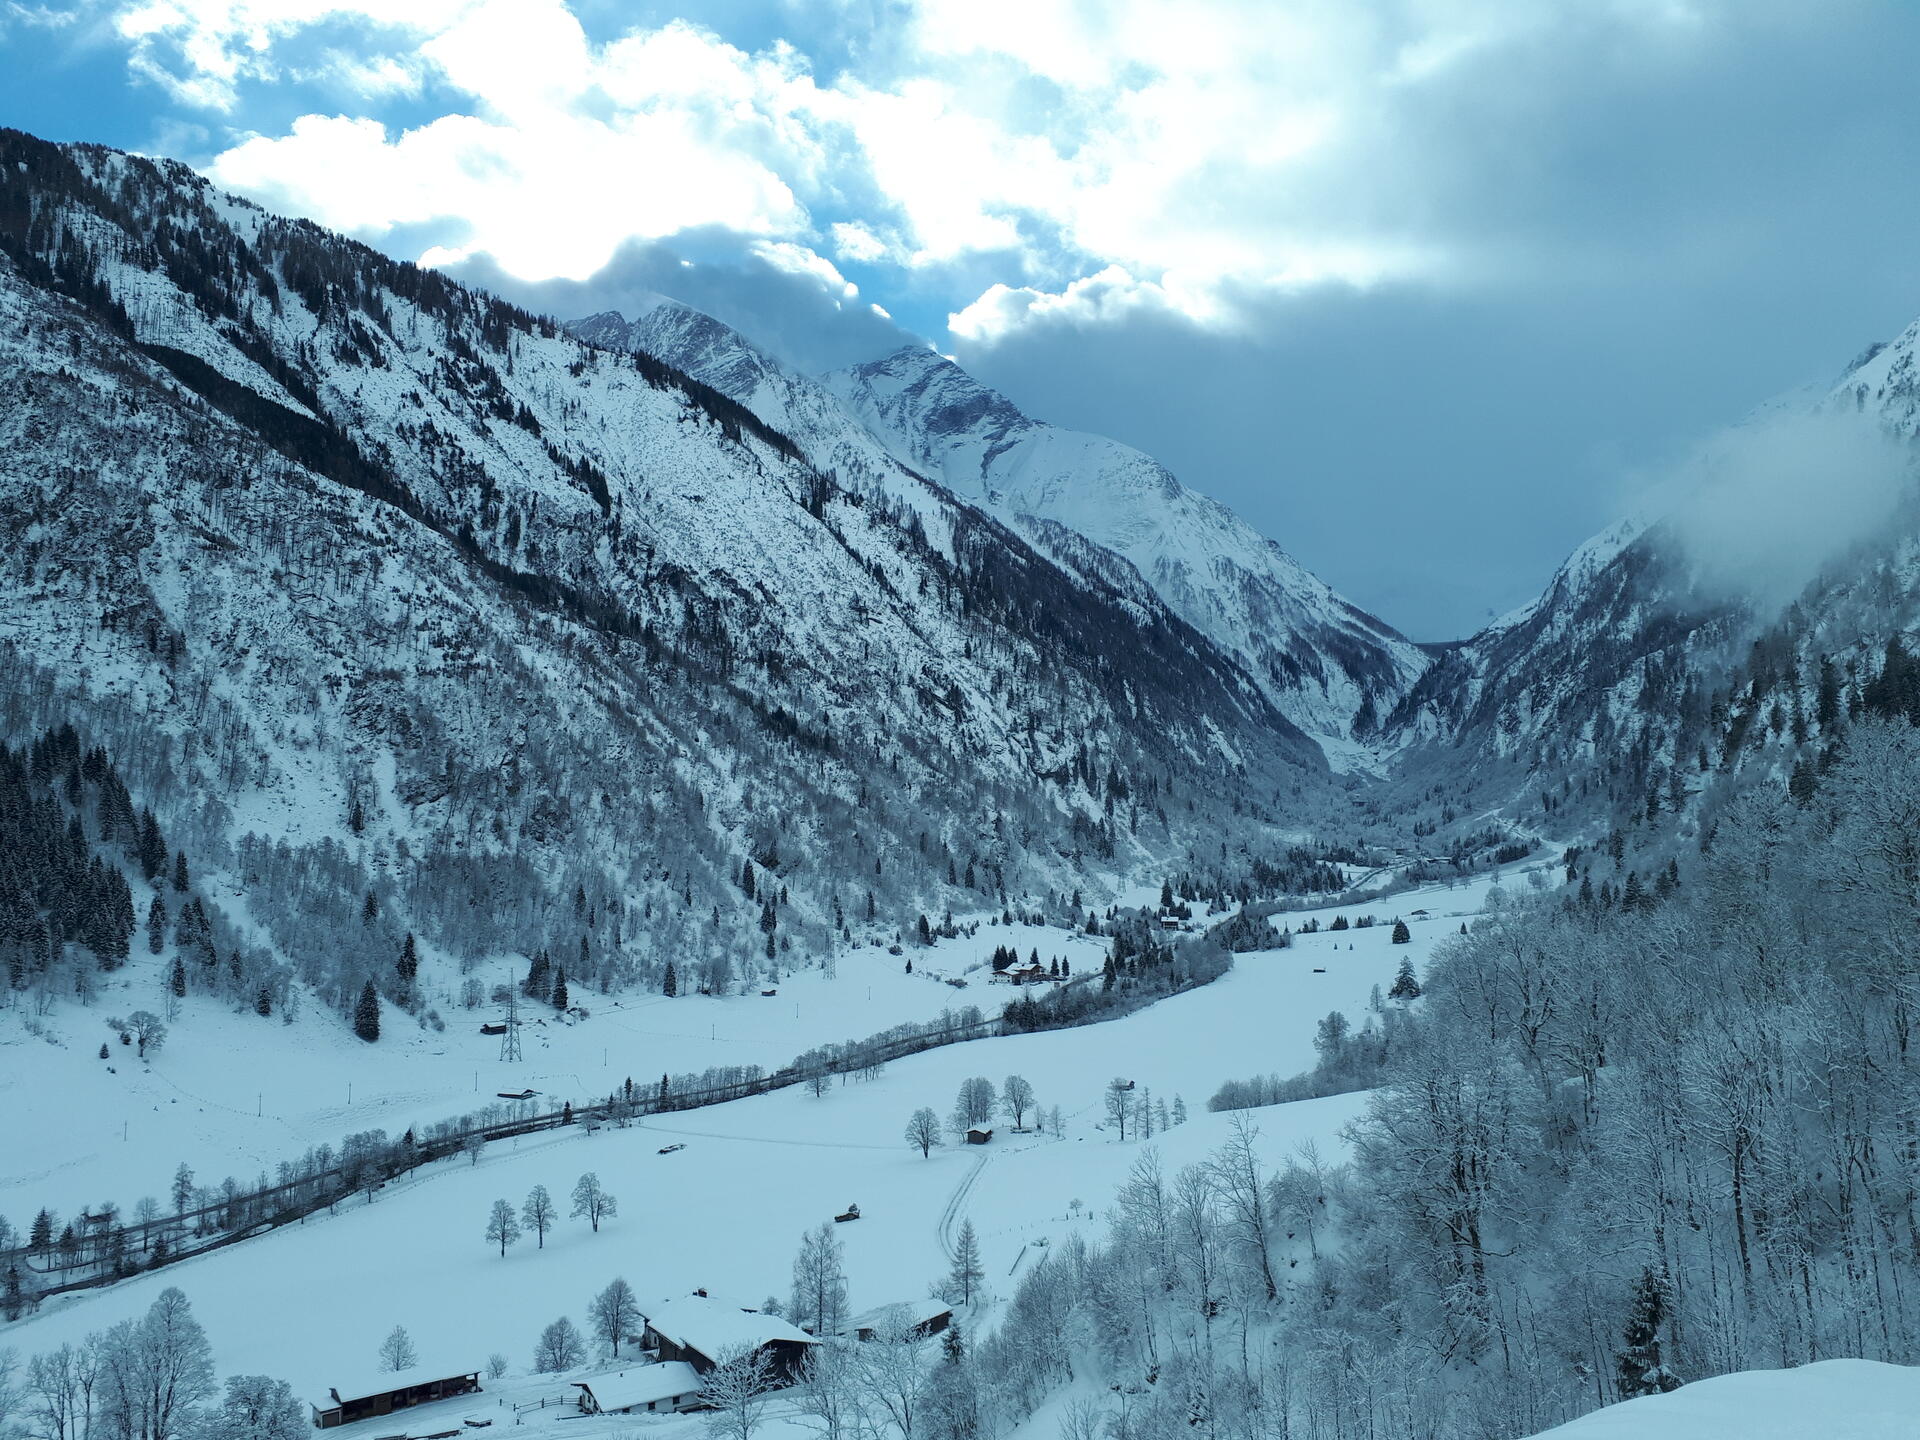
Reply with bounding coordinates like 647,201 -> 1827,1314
1616,1267 -> 1681,1398
354,981 -> 381,1043
663,960 -> 678,997
947,1220 -> 985,1305
1388,957 -> 1421,1001
552,966 -> 569,1012
397,933 -> 418,991
1390,917 -> 1411,943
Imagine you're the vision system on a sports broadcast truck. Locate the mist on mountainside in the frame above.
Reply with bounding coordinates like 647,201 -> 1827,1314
1644,406 -> 1913,612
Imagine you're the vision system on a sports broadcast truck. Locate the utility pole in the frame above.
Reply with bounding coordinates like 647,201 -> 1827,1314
501,986 -> 523,1063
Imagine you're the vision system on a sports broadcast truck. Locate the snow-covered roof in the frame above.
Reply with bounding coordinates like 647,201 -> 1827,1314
572,1363 -> 702,1412
312,1360 -> 481,1410
641,1295 -> 818,1359
840,1299 -> 952,1336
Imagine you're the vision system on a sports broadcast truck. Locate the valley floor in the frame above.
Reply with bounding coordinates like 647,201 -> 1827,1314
0,923 -> 1111,1225
1,873 -> 1510,1411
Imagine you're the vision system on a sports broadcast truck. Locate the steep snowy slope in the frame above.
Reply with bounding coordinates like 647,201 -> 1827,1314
0,130 -> 1325,1026
571,306 -> 1207,659
823,347 -> 1432,757
574,303 -> 1427,761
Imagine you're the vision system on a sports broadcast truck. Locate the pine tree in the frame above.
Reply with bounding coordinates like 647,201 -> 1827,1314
663,960 -> 678,997
137,809 -> 166,880
947,1219 -> 985,1305
172,850 -> 189,893
1388,957 -> 1422,1001
146,893 -> 168,954
1621,871 -> 1647,912
170,956 -> 187,998
1390,917 -> 1411,944
354,981 -> 381,1043
1616,1267 -> 1682,1398
552,966 -> 569,1012
397,933 -> 418,992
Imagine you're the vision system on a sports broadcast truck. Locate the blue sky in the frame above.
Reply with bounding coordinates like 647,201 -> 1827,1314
5,1 -> 1920,639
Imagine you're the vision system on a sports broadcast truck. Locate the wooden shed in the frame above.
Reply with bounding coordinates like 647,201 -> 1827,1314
840,1300 -> 954,1342
309,1364 -> 481,1429
965,1126 -> 993,1145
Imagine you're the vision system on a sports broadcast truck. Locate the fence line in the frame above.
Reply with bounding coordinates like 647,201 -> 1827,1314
0,1008 -> 1007,1306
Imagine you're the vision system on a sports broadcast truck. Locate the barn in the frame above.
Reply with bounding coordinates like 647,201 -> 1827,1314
840,1300 -> 954,1342
965,1126 -> 993,1145
309,1363 -> 482,1429
640,1294 -> 820,1384
571,1363 -> 703,1416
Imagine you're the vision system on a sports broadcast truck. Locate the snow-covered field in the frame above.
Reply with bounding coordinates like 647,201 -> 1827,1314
2,872 -> 1512,1427
0,924 -> 1110,1225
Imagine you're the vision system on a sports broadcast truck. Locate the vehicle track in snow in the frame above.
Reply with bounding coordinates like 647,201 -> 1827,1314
938,1151 -> 990,1262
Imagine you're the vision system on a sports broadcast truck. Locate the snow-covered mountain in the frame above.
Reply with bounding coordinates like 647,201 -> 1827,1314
1383,325 -> 1920,822
826,349 -> 1432,757
574,303 -> 1429,763
0,130 -> 1327,1019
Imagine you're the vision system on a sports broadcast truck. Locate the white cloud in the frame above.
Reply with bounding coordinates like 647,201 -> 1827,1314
117,0 -> 1721,331
949,267 -> 1209,342
829,221 -> 892,265
749,240 -> 857,300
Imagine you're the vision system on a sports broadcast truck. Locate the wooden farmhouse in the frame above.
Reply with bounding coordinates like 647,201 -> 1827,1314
571,1363 -> 703,1416
992,962 -> 1052,984
309,1363 -> 481,1429
840,1299 -> 954,1342
639,1294 -> 820,1384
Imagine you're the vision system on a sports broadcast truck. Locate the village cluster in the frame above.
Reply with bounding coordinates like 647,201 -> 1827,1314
310,1291 -> 956,1432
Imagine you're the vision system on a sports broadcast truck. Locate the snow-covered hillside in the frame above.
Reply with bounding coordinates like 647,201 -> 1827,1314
1522,1359 -> 1920,1440
573,302 -> 1428,763
825,347 -> 1432,757
0,130 -> 1331,1036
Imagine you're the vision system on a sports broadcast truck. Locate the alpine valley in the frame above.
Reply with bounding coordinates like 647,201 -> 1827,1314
5,128 -> 1920,1440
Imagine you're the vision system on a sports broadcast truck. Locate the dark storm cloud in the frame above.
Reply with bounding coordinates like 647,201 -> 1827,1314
951,2 -> 1920,639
